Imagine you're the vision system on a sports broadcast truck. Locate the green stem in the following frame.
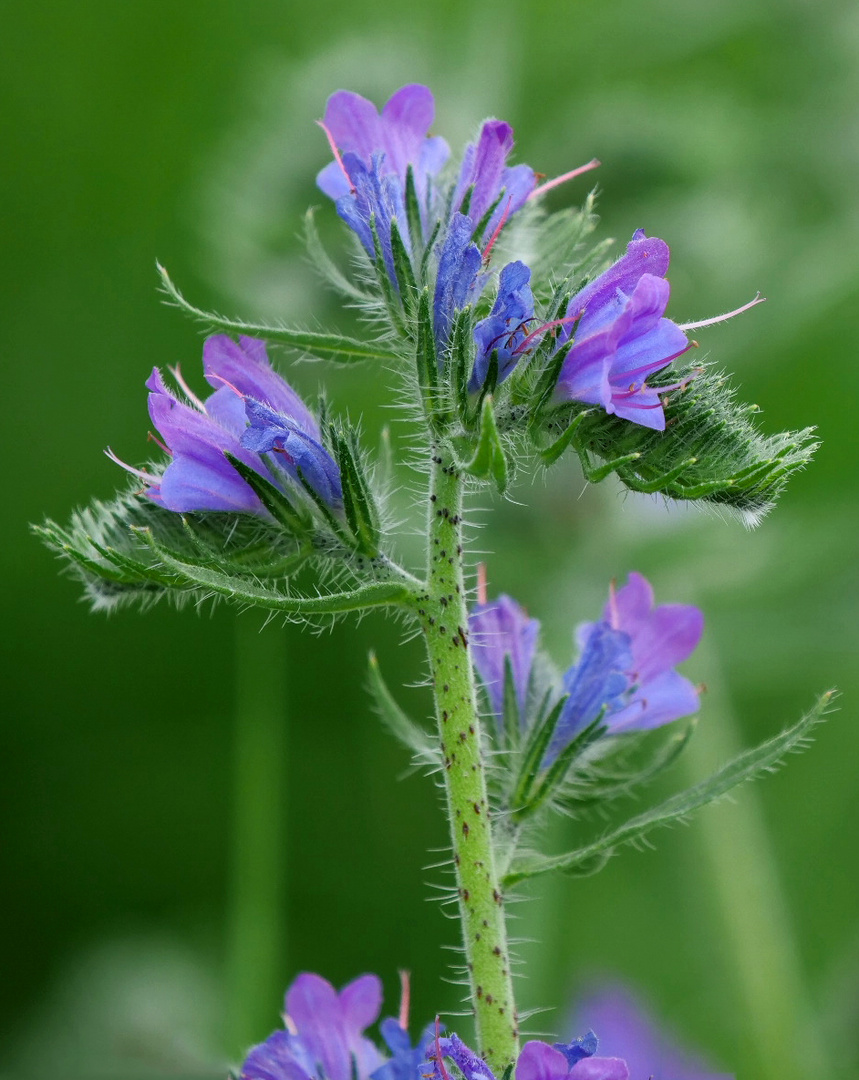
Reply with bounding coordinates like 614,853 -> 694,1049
414,448 -> 519,1068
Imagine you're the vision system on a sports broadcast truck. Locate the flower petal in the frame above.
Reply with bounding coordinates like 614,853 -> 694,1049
516,1042 -> 571,1080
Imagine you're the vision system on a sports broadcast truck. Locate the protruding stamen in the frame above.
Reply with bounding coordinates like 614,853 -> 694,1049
482,196 -> 512,263
529,158 -> 601,201
398,969 -> 411,1031
316,119 -> 356,194
105,447 -> 160,481
147,430 -> 171,455
607,579 -> 619,630
432,1017 -> 451,1080
283,1013 -> 298,1036
512,313 -> 580,356
169,364 -> 207,412
678,292 -> 766,332
477,563 -> 488,606
207,373 -> 246,399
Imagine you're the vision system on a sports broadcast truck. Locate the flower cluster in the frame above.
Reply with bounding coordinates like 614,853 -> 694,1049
239,974 -> 629,1080
469,572 -> 704,759
316,84 -> 761,434
111,334 -> 341,514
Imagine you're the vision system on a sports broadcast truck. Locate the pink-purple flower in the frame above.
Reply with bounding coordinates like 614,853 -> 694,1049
240,973 -> 432,1080
423,1029 -> 628,1080
469,592 -> 540,722
553,230 -> 691,432
111,335 -> 341,514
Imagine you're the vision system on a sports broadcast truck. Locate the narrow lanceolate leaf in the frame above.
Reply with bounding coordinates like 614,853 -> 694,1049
224,453 -> 311,535
503,692 -> 835,885
509,694 -> 569,810
450,306 -> 475,428
390,218 -> 418,311
138,530 -> 414,614
303,207 -> 374,302
367,652 -> 440,763
332,428 -> 381,557
415,288 -> 442,425
463,395 -> 508,493
513,715 -> 606,819
157,263 -> 398,363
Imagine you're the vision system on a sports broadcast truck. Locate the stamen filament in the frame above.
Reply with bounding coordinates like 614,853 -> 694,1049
316,119 -> 356,194
482,196 -> 512,263
529,158 -> 601,201
678,292 -> 765,331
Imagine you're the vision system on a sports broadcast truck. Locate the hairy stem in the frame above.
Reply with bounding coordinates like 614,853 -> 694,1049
415,448 -> 519,1067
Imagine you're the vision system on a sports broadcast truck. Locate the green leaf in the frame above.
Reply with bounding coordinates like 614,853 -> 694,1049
303,207 -> 374,302
415,288 -> 442,426
514,715 -> 607,819
138,530 -> 414,614
157,262 -> 398,363
536,364 -> 819,521
463,395 -> 508,493
509,693 -> 568,810
503,692 -> 834,885
367,652 -> 440,762
223,453 -> 312,535
332,427 -> 381,557
390,217 -> 418,310
539,409 -> 593,466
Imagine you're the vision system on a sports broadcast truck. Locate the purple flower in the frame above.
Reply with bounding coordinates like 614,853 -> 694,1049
112,335 -> 340,514
470,261 -> 535,390
553,230 -> 691,431
423,1031 -> 628,1080
597,571 -> 703,734
469,593 -> 540,724
571,984 -> 733,1079
517,1039 -> 628,1080
433,213 -> 484,350
241,972 -> 384,1080
451,121 -> 536,241
241,972 -> 433,1080
333,152 -> 411,286
317,84 -> 449,216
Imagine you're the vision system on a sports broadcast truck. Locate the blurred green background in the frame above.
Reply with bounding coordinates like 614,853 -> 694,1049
3,1 -> 858,1077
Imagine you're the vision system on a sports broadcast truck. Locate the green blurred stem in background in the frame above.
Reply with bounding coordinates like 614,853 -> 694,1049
227,618 -> 287,1056
687,644 -> 830,1080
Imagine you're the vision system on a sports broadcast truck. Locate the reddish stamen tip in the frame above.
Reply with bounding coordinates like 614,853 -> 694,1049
207,373 -> 246,399
477,563 -> 488,606
678,292 -> 766,332
169,364 -> 207,412
482,196 -> 513,264
316,119 -> 356,194
398,970 -> 411,1031
529,158 -> 601,201
147,430 -> 172,455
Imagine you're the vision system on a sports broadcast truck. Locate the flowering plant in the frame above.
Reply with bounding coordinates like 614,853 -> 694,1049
35,82 -> 830,1079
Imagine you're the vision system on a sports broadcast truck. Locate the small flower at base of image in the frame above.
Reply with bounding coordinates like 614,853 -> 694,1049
570,983 -> 733,1079
110,335 -> 341,514
469,572 -> 703,758
240,972 -> 433,1080
423,1028 -> 628,1080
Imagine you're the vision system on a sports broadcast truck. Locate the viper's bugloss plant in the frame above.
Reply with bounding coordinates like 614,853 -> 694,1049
35,81 -> 833,1080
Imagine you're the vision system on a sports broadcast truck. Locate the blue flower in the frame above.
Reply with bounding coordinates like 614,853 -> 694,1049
111,335 -> 340,514
451,120 -> 536,242
470,261 -> 535,390
432,212 -> 484,351
333,152 -> 411,288
469,574 -> 703,760
469,592 -> 540,724
423,1030 -> 628,1080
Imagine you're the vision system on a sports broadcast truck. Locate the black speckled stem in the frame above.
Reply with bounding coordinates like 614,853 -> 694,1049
412,448 -> 519,1068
